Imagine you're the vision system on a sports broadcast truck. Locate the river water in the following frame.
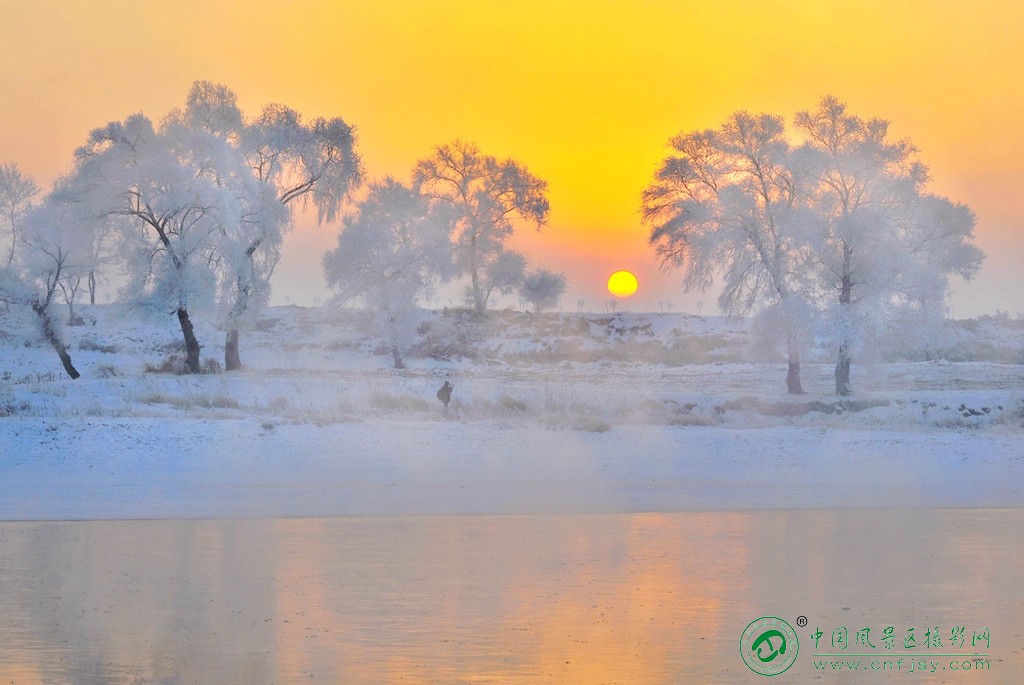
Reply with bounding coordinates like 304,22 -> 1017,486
0,509 -> 1021,683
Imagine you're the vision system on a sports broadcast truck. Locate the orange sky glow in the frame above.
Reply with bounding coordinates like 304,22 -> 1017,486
1,0 -> 1022,315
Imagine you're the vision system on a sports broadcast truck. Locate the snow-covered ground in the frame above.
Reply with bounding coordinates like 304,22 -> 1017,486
1,305 -> 1022,520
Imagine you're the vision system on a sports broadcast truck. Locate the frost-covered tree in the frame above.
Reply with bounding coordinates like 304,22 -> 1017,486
0,181 -> 97,379
80,211 -> 116,307
169,81 -> 244,139
645,98 -> 982,394
323,178 -> 450,368
643,111 -> 816,393
795,96 -> 983,394
520,268 -> 567,313
0,162 -> 39,269
167,81 -> 363,370
902,196 -> 983,305
481,250 -> 527,309
34,188 -> 116,314
231,99 -> 362,369
413,140 -> 549,314
71,114 -> 259,373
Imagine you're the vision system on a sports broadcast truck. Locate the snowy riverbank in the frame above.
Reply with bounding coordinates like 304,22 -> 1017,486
2,306 -> 1022,520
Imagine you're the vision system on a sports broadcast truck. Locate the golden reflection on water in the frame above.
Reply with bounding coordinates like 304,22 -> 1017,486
0,511 -> 1021,684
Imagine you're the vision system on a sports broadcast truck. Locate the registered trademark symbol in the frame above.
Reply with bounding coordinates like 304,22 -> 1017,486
796,615 -> 808,627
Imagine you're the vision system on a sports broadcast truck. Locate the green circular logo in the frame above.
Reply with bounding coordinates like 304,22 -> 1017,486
740,616 -> 799,676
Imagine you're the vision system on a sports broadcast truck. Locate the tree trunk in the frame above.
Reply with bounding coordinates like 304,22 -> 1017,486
391,345 -> 405,369
5,225 -> 15,270
785,332 -> 803,395
176,307 -> 201,374
835,344 -> 852,396
32,303 -> 80,380
225,329 -> 242,371
470,266 -> 485,313
88,271 -> 96,305
469,233 -> 485,313
786,357 -> 803,395
835,241 -> 854,396
224,272 -> 253,371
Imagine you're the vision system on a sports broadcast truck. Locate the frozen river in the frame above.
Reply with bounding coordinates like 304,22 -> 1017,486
1,509 -> 1021,684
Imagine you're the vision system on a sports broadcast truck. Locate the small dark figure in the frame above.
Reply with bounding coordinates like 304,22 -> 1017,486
436,381 -> 454,410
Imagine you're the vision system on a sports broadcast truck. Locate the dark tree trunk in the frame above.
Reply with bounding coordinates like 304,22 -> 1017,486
784,330 -> 804,395
391,345 -> 405,369
224,270 -> 253,372
88,271 -> 96,305
176,307 -> 201,374
835,345 -> 852,396
225,329 -> 242,371
786,358 -> 803,395
32,303 -> 80,380
54,344 -> 80,380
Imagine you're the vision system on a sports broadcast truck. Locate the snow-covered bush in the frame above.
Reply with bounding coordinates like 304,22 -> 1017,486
520,269 -> 567,313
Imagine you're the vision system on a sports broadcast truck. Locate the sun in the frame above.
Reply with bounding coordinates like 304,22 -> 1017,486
607,270 -> 639,297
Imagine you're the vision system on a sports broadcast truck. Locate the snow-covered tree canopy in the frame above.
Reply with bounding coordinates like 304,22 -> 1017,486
413,140 -> 549,313
165,80 -> 244,140
2,81 -> 363,375
167,81 -> 364,369
17,179 -> 94,302
483,250 -> 528,308
73,115 -> 244,312
247,105 -> 363,223
643,96 -> 984,395
323,178 -> 449,303
68,112 -> 281,372
642,111 -> 818,392
0,175 -> 104,379
794,96 -> 983,393
323,177 -> 450,367
0,161 -> 39,269
170,81 -> 364,223
643,111 -> 814,311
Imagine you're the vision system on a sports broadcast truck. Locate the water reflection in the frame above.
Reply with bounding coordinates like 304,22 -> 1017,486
0,511 -> 1020,683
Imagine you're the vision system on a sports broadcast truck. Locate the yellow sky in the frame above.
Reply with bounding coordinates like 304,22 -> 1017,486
2,0 -> 1022,314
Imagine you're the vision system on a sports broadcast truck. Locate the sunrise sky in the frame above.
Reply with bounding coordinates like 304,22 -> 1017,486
1,0 -> 1022,316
